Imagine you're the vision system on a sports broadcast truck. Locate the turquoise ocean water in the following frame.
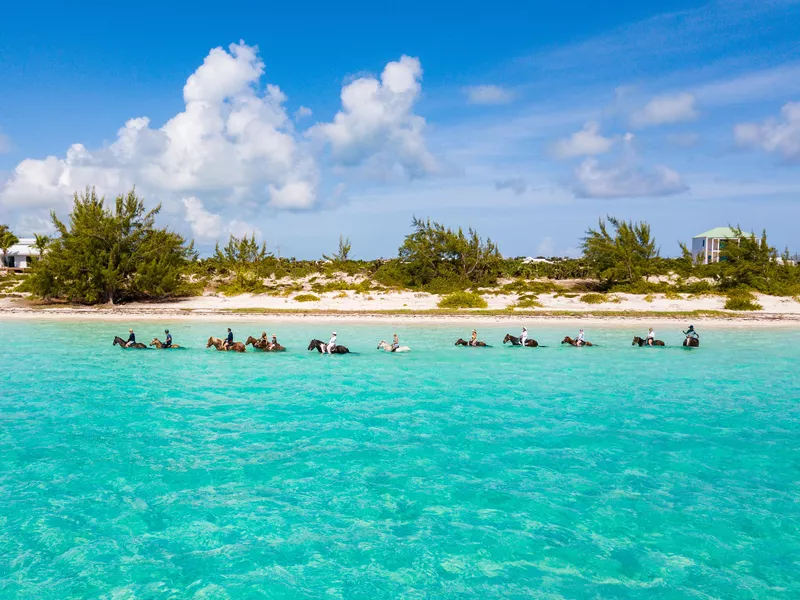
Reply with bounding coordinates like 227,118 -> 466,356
0,320 -> 798,599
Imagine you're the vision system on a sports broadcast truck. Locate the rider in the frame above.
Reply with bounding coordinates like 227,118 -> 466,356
470,329 -> 478,346
576,329 -> 585,346
326,332 -> 337,354
164,329 -> 172,348
683,325 -> 699,341
519,326 -> 528,347
270,334 -> 278,350
646,327 -> 656,346
260,332 -> 268,347
391,333 -> 400,351
126,329 -> 136,348
224,328 -> 234,350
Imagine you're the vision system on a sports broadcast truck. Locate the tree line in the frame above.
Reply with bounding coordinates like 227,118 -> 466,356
7,186 -> 799,304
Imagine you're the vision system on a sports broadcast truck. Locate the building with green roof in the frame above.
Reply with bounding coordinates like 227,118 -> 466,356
691,227 -> 755,264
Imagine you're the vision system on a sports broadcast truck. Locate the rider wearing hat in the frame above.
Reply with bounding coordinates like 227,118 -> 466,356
576,329 -> 585,346
470,329 -> 478,346
520,326 -> 528,347
164,329 -> 172,348
683,325 -> 699,341
326,332 -> 337,354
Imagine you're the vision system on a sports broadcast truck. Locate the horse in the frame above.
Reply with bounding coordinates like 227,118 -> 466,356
632,336 -> 665,347
454,338 -> 490,347
377,340 -> 411,353
502,333 -> 539,347
308,339 -> 350,354
206,336 -> 246,352
246,336 -> 286,352
113,336 -> 148,349
683,337 -> 700,348
150,338 -> 181,349
561,336 -> 593,347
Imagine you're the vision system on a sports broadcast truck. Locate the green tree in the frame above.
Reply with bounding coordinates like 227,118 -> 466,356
398,217 -> 502,288
582,216 -> 659,285
24,187 -> 196,304
718,227 -> 780,291
32,234 -> 51,263
212,234 -> 271,293
0,229 -> 19,268
323,235 -> 352,263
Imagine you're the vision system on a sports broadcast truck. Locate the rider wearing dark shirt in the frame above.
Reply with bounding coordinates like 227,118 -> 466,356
224,328 -> 234,349
164,330 -> 172,348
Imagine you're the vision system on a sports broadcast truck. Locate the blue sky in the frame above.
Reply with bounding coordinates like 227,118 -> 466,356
1,0 -> 799,258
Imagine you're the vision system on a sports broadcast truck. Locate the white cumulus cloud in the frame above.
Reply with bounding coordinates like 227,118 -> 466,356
183,196 -> 222,239
312,56 -> 438,179
734,101 -> 800,162
630,93 -> 698,127
553,122 -> 615,158
0,41 -> 318,222
463,85 -> 516,105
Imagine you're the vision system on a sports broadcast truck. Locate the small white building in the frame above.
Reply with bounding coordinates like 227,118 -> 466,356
691,227 -> 755,265
2,238 -> 40,269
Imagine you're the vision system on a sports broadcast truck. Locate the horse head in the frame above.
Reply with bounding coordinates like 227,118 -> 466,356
113,336 -> 124,346
561,336 -> 572,345
150,338 -> 159,347
502,334 -> 512,344
377,341 -> 386,349
308,339 -> 320,351
632,336 -> 642,346
206,337 -> 217,348
245,336 -> 257,346
454,338 -> 466,346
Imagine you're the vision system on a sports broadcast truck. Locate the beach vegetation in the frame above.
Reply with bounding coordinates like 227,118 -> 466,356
22,187 -> 197,304
514,295 -> 543,309
322,235 -> 352,263
582,216 -> 659,285
580,293 -> 608,304
724,290 -> 763,311
294,293 -> 321,302
437,291 -> 489,309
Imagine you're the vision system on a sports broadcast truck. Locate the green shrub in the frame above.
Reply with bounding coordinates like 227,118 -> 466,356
217,278 -> 267,295
294,293 -> 321,302
643,294 -> 654,303
553,292 -> 578,299
437,291 -> 488,309
724,291 -> 762,311
664,290 -> 682,300
422,276 -> 469,295
501,280 -> 561,294
580,293 -> 608,304
514,295 -> 543,309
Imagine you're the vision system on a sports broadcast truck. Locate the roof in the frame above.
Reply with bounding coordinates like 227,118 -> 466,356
7,239 -> 41,256
693,227 -> 756,239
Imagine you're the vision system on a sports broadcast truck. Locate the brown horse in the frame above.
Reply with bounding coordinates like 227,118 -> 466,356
113,336 -> 148,349
502,334 -> 538,347
632,336 -> 665,347
206,336 -> 246,352
308,339 -> 350,354
150,338 -> 181,349
455,338 -> 490,347
683,337 -> 700,348
246,336 -> 286,352
561,336 -> 593,347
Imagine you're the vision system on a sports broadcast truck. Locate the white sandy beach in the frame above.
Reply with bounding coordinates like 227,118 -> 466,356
2,290 -> 800,327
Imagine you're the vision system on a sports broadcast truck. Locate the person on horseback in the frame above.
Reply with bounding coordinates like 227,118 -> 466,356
520,327 -> 528,346
260,332 -> 268,347
270,334 -> 278,350
325,332 -> 337,354
224,328 -> 234,350
164,330 -> 173,348
126,329 -> 136,348
391,333 -> 400,351
470,329 -> 478,346
646,327 -> 656,346
576,329 -> 585,346
683,325 -> 699,341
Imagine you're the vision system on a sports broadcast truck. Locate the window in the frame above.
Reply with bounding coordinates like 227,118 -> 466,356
702,239 -> 705,247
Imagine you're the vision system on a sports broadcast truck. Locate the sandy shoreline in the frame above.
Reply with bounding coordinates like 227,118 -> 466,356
2,307 -> 800,328
3,290 -> 800,328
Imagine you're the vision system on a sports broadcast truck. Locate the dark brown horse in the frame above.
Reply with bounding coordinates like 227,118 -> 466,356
308,339 -> 350,354
683,337 -> 700,347
246,336 -> 286,351
502,334 -> 538,347
206,336 -> 246,352
632,336 -> 665,347
113,336 -> 148,349
455,338 -> 490,347
150,338 -> 181,349
561,336 -> 593,347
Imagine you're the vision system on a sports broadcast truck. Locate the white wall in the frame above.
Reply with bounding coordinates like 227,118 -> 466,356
691,237 -> 707,264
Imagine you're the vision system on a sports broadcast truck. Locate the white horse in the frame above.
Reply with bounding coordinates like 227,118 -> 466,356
377,340 -> 411,353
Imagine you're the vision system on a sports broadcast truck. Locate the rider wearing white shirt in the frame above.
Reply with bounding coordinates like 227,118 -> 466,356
326,332 -> 337,354
520,327 -> 527,346
576,329 -> 585,346
646,328 -> 655,346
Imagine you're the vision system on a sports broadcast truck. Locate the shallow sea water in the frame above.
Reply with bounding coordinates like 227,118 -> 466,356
0,320 -> 798,599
